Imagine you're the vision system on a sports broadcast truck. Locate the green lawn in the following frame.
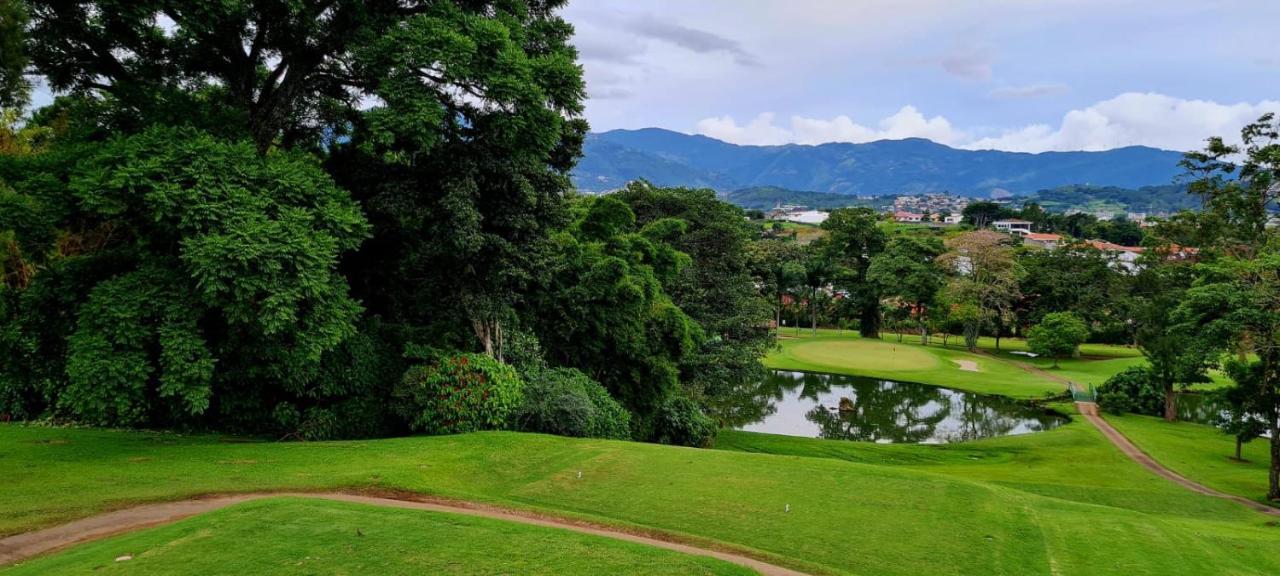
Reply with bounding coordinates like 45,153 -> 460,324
2,497 -> 752,576
764,331 -> 1148,397
1106,414 -> 1274,504
4,423 -> 1280,576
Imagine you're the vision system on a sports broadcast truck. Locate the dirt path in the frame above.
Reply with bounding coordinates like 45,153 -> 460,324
974,350 -> 1280,516
1074,403 -> 1280,516
0,492 -> 810,575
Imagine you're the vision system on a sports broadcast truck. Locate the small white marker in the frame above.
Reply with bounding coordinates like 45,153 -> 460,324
116,555 -> 133,562
576,470 -> 582,479
784,504 -> 790,513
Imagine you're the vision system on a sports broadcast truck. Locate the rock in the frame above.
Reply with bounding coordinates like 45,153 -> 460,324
115,555 -> 133,562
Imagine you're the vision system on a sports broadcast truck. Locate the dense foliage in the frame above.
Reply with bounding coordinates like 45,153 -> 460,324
512,367 -> 630,440
1097,367 -> 1163,416
1027,312 -> 1089,368
396,350 -> 523,435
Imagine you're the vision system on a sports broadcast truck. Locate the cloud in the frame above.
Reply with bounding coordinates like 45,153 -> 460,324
988,83 -> 1069,99
966,92 -> 1280,152
695,113 -> 792,145
695,93 -> 1280,153
696,106 -> 965,146
791,106 -> 965,145
618,15 -> 760,66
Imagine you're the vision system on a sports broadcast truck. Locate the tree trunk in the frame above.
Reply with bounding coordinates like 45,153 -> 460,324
1270,421 -> 1280,501
811,286 -> 818,335
1163,383 -> 1178,422
859,304 -> 880,339
776,293 -> 783,337
1235,436 -> 1243,461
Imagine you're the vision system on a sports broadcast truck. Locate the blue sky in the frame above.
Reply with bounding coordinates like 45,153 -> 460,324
563,0 -> 1280,152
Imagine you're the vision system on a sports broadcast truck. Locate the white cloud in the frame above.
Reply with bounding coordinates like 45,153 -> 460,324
966,92 -> 1280,152
694,113 -> 793,145
696,106 -> 965,147
695,93 -> 1280,153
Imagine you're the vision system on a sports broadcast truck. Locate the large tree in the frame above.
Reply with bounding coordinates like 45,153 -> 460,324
610,183 -> 774,404
938,230 -> 1022,351
820,208 -> 887,337
1174,113 -> 1280,501
25,0 -> 587,358
867,236 -> 945,344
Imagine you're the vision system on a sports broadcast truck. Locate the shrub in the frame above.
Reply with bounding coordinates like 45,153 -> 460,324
512,367 -> 630,440
395,351 -> 523,435
1097,366 -> 1163,416
653,395 -> 716,448
1027,312 -> 1089,368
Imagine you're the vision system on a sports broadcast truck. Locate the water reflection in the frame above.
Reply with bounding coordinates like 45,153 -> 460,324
724,370 -> 1066,443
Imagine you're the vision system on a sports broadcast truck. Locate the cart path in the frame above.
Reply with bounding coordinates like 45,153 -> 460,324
1074,403 -> 1280,516
0,492 -> 811,574
0,491 -> 811,574
974,349 -> 1279,516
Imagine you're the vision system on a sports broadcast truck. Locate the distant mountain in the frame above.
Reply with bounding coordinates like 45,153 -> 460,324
574,128 -> 1187,197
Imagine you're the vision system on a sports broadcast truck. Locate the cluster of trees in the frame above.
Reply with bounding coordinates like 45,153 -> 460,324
0,1 -> 772,447
962,200 -> 1144,245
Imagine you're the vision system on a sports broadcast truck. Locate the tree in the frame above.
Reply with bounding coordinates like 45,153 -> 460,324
2,126 -> 369,428
26,1 -> 587,361
938,231 -> 1022,350
530,195 -> 700,421
1132,254 -> 1211,422
962,201 -> 1014,228
611,183 -> 775,404
748,239 -> 805,337
820,208 -> 887,337
803,253 -> 834,334
1027,312 -> 1088,368
1176,251 -> 1280,500
1017,243 -> 1133,340
0,0 -> 27,107
1215,359 -> 1272,462
867,236 -> 945,344
1172,113 -> 1280,501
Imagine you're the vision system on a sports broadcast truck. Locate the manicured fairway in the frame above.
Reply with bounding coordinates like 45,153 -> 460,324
1,497 -> 753,576
1106,414 -> 1274,504
4,424 -> 1280,576
765,332 -> 1149,397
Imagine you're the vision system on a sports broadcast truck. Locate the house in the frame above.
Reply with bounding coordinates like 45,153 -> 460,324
993,219 -> 1032,234
894,211 -> 924,223
1022,233 -> 1062,249
942,214 -> 963,225
1086,240 -> 1144,272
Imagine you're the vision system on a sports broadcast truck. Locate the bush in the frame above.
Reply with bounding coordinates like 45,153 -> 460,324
512,368 -> 630,440
394,351 -> 523,435
1097,366 -> 1163,416
653,395 -> 716,448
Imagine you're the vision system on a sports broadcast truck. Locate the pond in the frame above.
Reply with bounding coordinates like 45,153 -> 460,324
722,370 -> 1067,444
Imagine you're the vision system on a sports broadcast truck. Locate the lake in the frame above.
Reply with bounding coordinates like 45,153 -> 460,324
722,370 -> 1067,444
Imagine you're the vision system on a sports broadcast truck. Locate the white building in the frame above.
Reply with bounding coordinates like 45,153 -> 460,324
993,219 -> 1032,234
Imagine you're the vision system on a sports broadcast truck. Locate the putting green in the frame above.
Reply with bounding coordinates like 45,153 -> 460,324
784,337 -> 940,372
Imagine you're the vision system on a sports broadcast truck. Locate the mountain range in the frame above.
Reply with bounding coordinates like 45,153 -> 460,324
573,128 -> 1187,197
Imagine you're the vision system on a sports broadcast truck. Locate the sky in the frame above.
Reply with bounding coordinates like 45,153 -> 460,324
562,0 -> 1280,152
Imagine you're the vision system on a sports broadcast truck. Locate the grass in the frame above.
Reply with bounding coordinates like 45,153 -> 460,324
4,423 -> 1280,575
2,497 -> 752,576
1106,414 -> 1274,504
764,330 -> 1150,398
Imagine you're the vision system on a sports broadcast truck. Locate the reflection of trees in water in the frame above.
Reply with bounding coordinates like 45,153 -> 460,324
1176,393 -> 1227,425
804,379 -> 950,443
724,370 -> 1064,442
